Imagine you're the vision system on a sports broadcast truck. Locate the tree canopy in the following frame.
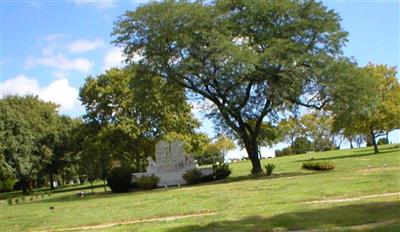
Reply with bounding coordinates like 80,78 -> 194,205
0,95 -> 61,192
113,0 -> 351,173
79,66 -> 205,171
331,64 -> 400,153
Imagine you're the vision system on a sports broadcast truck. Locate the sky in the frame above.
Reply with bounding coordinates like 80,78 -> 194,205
1,0 -> 399,159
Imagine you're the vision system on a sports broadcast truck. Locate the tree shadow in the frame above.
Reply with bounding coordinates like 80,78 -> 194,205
222,171 -> 320,183
295,152 -> 375,162
38,172 -> 320,204
50,183 -> 105,194
167,201 -> 400,232
352,144 -> 399,153
295,148 -> 398,163
38,190 -> 118,203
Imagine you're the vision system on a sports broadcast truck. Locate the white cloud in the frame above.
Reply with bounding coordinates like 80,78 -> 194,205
102,47 -> 124,71
68,38 -> 105,53
2,74 -> 40,95
101,47 -> 143,71
1,74 -> 81,112
25,52 -> 94,74
39,79 -> 80,111
72,0 -> 116,10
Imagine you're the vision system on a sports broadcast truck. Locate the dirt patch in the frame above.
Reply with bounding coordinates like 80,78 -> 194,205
358,166 -> 399,174
303,192 -> 400,204
33,211 -> 216,232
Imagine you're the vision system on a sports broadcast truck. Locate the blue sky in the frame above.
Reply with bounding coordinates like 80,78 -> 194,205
1,0 -> 399,158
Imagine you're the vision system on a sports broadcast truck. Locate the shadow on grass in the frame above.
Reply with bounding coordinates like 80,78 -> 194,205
167,201 -> 400,232
50,183 -> 104,194
39,172 -> 321,204
222,171 -> 320,184
295,147 -> 399,163
351,144 -> 399,153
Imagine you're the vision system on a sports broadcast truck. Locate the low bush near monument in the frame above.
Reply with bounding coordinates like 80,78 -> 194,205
302,161 -> 336,171
213,163 -> 231,180
136,175 -> 159,190
183,169 -> 202,185
107,167 -> 133,193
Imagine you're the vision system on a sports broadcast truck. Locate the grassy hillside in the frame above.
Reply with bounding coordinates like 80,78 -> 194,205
1,144 -> 399,232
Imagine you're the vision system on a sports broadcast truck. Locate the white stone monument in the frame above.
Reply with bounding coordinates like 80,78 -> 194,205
132,140 -> 198,187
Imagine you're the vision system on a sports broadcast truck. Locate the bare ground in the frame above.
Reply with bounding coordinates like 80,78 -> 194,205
32,211 -> 216,232
303,192 -> 400,204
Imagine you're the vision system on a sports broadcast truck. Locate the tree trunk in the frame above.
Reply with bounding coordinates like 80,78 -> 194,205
386,132 -> 389,143
366,133 -> 373,146
349,138 -> 353,149
103,179 -> 107,192
21,177 -> 32,194
50,174 -> 54,190
370,128 -> 379,154
243,137 -> 263,174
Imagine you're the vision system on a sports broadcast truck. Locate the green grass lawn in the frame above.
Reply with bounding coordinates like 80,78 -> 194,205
1,144 -> 399,232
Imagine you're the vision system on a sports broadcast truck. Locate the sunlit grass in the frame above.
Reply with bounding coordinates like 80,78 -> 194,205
1,144 -> 399,231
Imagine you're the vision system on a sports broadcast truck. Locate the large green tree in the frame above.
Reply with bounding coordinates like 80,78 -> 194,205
113,0 -> 350,173
0,95 -> 59,193
43,116 -> 82,189
79,66 -> 203,170
332,64 -> 400,153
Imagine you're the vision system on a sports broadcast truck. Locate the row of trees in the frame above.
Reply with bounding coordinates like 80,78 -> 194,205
0,67 -> 237,193
0,96 -> 80,193
112,0 -> 399,173
276,64 -> 399,155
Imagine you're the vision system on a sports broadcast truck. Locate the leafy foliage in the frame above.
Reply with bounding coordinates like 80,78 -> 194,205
79,67 -> 202,170
377,138 -> 389,145
265,163 -> 276,176
0,95 -> 60,193
0,178 -> 16,192
212,163 -> 231,180
112,0 -> 350,173
135,175 -> 159,190
331,64 -> 400,153
292,137 -> 313,154
182,169 -> 203,185
107,167 -> 133,193
302,162 -> 336,171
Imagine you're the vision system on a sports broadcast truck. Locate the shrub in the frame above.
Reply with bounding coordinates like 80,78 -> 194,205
281,147 -> 293,156
0,178 -> 16,192
292,137 -> 313,154
265,163 -> 276,176
213,163 -> 231,180
302,161 -> 336,171
21,196 -> 26,202
107,167 -> 133,193
274,149 -> 283,157
182,169 -> 202,185
377,138 -> 389,145
135,175 -> 159,190
14,198 -> 20,204
201,174 -> 215,183
7,198 -> 12,205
